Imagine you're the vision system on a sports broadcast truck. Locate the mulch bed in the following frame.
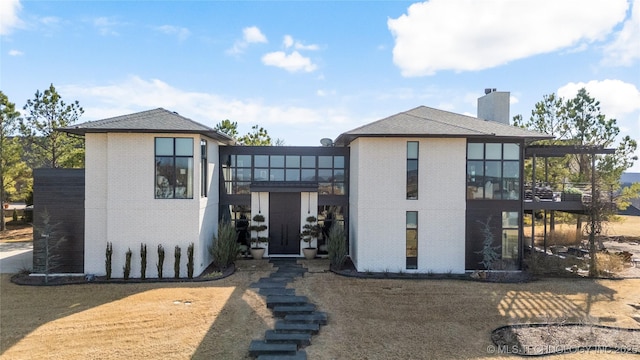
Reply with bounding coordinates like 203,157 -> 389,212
331,257 -> 532,282
10,262 -> 235,286
491,323 -> 640,356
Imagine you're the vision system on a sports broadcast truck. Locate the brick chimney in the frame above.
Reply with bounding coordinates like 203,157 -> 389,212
477,88 -> 510,125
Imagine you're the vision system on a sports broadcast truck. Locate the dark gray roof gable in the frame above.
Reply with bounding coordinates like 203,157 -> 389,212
58,108 -> 235,144
334,106 -> 552,145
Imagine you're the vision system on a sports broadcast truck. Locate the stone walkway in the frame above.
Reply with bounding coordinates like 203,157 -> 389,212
248,258 -> 327,359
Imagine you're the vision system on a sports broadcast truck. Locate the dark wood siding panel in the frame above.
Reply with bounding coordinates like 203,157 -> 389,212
32,168 -> 85,273
465,201 -> 521,270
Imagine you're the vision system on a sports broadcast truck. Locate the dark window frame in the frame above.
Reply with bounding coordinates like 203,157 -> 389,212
155,137 -> 194,199
407,141 -> 419,200
406,211 -> 418,269
466,141 -> 521,200
201,139 -> 208,198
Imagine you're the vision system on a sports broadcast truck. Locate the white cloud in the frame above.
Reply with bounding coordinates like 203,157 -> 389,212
602,0 -> 640,66
284,35 -> 294,48
8,49 -> 23,56
154,25 -> 190,41
262,51 -> 317,73
59,76 -> 335,127
388,0 -> 629,76
283,35 -> 319,50
557,79 -> 640,171
227,26 -> 267,54
93,17 -> 120,36
0,0 -> 23,35
243,26 -> 267,43
557,79 -> 640,119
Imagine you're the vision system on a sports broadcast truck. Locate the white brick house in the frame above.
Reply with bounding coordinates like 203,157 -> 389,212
58,90 -> 550,277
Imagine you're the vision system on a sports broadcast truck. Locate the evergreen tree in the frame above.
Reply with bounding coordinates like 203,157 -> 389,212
20,84 -> 85,168
0,91 -> 22,231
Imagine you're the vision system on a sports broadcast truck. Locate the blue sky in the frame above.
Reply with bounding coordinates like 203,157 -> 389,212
2,0 -> 639,172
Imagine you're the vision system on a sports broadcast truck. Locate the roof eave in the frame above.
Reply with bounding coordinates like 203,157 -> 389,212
56,127 -> 236,145
335,132 -> 553,146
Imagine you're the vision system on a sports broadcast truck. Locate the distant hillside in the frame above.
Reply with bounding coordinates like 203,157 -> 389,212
620,172 -> 640,216
621,172 -> 640,185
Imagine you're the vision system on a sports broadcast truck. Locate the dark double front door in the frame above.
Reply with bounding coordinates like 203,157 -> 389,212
269,193 -> 301,255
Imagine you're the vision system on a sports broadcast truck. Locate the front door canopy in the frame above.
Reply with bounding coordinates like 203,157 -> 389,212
250,181 -> 318,193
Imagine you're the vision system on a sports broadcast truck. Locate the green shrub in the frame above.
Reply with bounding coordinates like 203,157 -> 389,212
174,245 -> 181,278
140,243 -> 147,279
157,244 -> 165,279
12,209 -> 18,222
209,221 -> 239,270
105,242 -> 113,280
123,248 -> 132,280
187,243 -> 194,279
327,222 -> 347,269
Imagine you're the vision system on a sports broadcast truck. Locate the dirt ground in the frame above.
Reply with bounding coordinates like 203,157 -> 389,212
0,220 -> 32,243
2,264 -> 639,359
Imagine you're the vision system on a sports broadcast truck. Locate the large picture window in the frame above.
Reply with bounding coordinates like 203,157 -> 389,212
223,154 -> 345,195
155,137 -> 194,199
467,142 -> 520,200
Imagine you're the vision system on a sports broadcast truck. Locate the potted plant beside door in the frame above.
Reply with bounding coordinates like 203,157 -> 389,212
301,215 -> 321,260
249,214 -> 268,259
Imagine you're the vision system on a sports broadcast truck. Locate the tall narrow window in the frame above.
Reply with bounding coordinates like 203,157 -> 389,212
155,137 -> 194,199
200,140 -> 207,197
407,142 -> 419,200
406,211 -> 418,269
502,211 -> 519,260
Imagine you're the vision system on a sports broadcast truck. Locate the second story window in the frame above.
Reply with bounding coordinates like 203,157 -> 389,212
407,141 -> 419,200
467,142 -> 520,200
201,140 -> 208,197
155,137 -> 194,199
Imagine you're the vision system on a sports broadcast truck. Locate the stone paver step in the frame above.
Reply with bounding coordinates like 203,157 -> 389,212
284,312 -> 328,325
272,304 -> 316,317
265,276 -> 296,282
264,330 -> 311,346
257,351 -> 307,360
249,340 -> 297,357
259,288 -> 296,296
266,295 -> 308,308
274,320 -> 319,334
257,277 -> 290,283
274,268 -> 304,272
250,281 -> 288,289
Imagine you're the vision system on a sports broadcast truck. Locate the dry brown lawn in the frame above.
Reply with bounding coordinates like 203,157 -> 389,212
2,260 -> 640,359
526,215 -> 640,239
0,262 -> 274,360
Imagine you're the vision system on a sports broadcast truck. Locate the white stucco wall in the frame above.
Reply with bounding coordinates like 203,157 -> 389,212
349,137 -> 466,273
84,133 -> 220,278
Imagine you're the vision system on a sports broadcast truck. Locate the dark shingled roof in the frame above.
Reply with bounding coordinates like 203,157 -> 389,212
334,106 -> 552,145
58,108 -> 235,144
